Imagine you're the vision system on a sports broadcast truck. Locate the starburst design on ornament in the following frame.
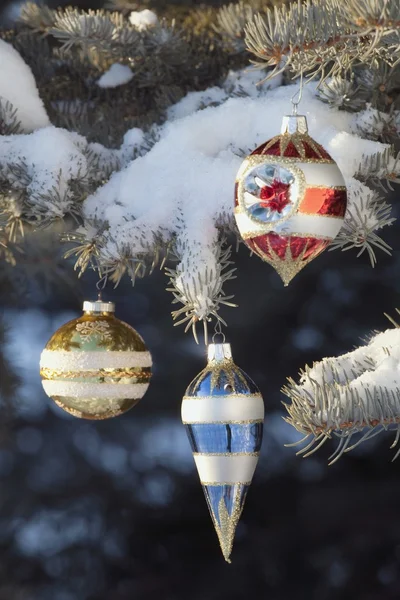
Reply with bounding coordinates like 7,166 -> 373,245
244,164 -> 295,223
259,179 -> 291,213
76,320 -> 112,342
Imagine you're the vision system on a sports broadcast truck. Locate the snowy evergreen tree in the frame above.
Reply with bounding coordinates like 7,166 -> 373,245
0,0 -> 400,457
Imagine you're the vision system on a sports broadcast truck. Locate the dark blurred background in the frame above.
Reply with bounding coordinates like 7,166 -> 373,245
1,0 -> 400,599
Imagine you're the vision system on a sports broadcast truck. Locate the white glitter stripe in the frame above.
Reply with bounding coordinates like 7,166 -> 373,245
40,350 -> 152,370
42,380 -> 149,399
193,455 -> 259,484
300,163 -> 346,187
181,395 -> 264,423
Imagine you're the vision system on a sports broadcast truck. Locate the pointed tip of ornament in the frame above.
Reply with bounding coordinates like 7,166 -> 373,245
280,274 -> 295,286
202,484 -> 250,566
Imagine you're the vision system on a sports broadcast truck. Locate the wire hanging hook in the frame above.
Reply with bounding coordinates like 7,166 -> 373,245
212,319 -> 226,344
96,275 -> 107,300
291,70 -> 304,116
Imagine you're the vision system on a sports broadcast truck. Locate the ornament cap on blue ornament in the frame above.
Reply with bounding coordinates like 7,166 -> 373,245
234,112 -> 347,285
40,298 -> 152,419
182,342 -> 264,562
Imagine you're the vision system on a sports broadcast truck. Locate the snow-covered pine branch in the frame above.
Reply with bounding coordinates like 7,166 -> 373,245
0,0 -> 399,340
283,319 -> 400,464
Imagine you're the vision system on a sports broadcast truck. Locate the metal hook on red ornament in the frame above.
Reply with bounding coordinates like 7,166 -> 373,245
291,70 -> 304,116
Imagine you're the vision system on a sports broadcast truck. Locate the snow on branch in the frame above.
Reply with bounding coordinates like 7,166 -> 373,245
0,25 -> 399,340
0,39 -> 49,132
283,322 -> 400,464
62,80 -> 395,338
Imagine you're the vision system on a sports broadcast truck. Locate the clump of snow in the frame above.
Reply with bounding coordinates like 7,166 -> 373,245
97,64 -> 133,89
0,127 -> 88,218
82,78 -> 391,322
0,39 -> 49,132
167,68 -> 282,121
167,87 -> 228,121
299,329 -> 400,396
123,127 -> 145,148
129,9 -> 158,30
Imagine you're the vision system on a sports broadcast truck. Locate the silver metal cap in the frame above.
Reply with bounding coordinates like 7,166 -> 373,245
281,115 -> 308,135
208,343 -> 232,362
83,300 -> 115,314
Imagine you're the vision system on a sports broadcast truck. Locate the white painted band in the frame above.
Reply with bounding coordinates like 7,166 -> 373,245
277,213 -> 344,238
42,380 -> 149,400
235,210 -> 343,240
40,350 -> 152,370
193,454 -> 259,484
181,395 -> 264,423
300,162 -> 346,187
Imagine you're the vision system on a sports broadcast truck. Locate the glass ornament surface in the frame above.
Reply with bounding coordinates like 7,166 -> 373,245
235,115 -> 347,285
40,300 -> 152,419
181,343 -> 264,562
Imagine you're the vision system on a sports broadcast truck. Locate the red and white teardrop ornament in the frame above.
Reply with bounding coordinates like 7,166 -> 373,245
234,114 -> 347,285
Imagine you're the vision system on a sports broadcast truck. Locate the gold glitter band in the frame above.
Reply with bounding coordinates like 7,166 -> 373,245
192,452 -> 260,457
182,393 -> 263,401
200,481 -> 252,486
306,184 -> 347,190
40,367 -> 152,381
182,419 -> 264,425
236,228 -> 332,241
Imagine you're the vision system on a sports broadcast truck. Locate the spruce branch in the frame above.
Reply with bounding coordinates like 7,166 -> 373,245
244,0 -> 400,81
166,239 -> 237,344
283,321 -> 400,464
0,99 -> 23,135
330,189 -> 394,266
318,76 -> 367,111
356,147 -> 400,189
49,9 -> 140,55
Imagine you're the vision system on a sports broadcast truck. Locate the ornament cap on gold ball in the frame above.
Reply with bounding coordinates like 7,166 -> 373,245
83,295 -> 115,314
40,293 -> 152,420
181,332 -> 264,563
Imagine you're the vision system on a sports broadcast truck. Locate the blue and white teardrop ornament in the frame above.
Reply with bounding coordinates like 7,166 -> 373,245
181,342 -> 264,562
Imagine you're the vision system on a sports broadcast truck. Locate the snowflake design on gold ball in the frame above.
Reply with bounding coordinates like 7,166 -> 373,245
76,320 -> 112,342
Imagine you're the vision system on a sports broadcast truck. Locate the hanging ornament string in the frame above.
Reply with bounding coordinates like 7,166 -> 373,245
212,319 -> 226,344
291,70 -> 304,116
96,274 -> 107,295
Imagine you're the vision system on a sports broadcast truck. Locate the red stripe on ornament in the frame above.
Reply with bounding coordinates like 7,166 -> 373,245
234,181 -> 239,207
248,233 -> 330,262
282,141 -> 302,158
302,141 -> 322,160
312,141 -> 332,160
299,188 -> 347,217
251,139 -> 281,156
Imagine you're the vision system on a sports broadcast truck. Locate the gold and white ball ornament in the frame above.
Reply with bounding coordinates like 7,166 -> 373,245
40,298 -> 152,419
234,113 -> 348,285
